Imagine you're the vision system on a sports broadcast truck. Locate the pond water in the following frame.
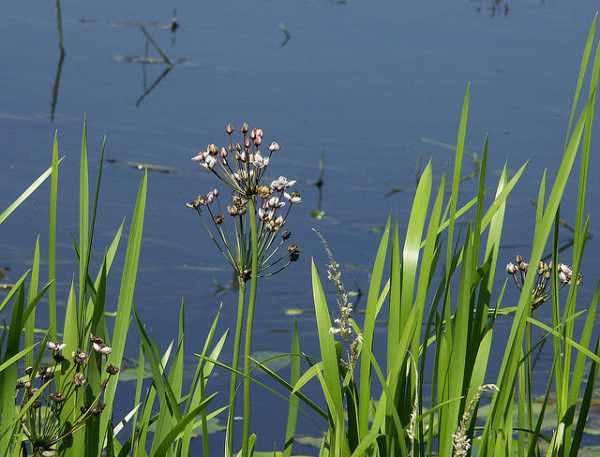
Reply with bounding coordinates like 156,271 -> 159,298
1,0 -> 600,452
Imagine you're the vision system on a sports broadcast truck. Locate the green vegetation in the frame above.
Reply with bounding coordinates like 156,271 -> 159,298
1,15 -> 600,457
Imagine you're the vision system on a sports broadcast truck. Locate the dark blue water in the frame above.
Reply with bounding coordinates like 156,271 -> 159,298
1,0 -> 599,452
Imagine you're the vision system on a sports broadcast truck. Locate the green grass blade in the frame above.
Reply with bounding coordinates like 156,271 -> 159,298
49,132 -> 60,338
24,236 -> 40,367
564,14 -> 598,142
283,321 -> 301,457
446,84 -> 470,274
0,164 -> 54,225
358,218 -> 390,437
100,171 -> 148,449
151,394 -> 216,457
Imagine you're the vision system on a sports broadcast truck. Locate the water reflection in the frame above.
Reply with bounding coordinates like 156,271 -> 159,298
473,0 -> 510,16
310,154 -> 326,220
50,52 -> 64,121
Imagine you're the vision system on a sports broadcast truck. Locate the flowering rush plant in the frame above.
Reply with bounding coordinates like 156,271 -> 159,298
16,336 -> 117,456
188,122 -> 301,457
188,122 -> 301,281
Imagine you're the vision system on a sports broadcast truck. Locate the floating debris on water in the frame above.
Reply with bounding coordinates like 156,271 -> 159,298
106,158 -> 177,174
279,23 -> 291,47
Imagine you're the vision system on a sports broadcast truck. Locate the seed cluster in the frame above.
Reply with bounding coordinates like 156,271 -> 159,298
17,334 -> 119,455
188,123 -> 301,280
506,255 -> 582,309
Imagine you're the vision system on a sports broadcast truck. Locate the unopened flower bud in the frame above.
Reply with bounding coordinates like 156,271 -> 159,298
106,364 -> 120,375
208,144 -> 219,156
241,122 -> 249,134
268,141 -> 280,152
288,244 -> 300,262
226,123 -> 235,135
73,373 -> 87,387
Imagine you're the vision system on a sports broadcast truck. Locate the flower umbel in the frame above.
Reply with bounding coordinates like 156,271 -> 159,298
506,255 -> 582,309
18,335 -> 120,456
188,122 -> 301,280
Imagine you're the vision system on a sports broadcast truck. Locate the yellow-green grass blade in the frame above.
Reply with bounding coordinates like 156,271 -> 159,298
412,170 -> 445,352
48,132 -> 60,338
564,14 -> 598,143
100,171 -> 148,449
568,338 -> 600,457
446,84 -> 470,276
0,270 -> 29,314
283,321 -> 301,457
387,222 -> 401,372
311,260 -> 344,425
357,218 -> 390,437
0,343 -> 37,374
151,393 -> 217,457
483,101 -> 589,451
568,282 -> 599,414
79,119 -> 90,337
24,237 -> 40,367
0,163 -> 54,225
0,286 -> 25,454
150,302 -> 186,455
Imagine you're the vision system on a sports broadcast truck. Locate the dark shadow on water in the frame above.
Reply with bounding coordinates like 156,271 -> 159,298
50,51 -> 65,121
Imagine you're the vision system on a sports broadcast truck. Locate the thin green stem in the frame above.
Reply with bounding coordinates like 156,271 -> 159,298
241,198 -> 259,457
227,279 -> 246,457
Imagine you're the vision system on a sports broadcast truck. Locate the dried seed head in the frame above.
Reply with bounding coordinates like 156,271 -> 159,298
284,191 -> 302,204
268,141 -> 280,152
106,364 -> 120,375
92,402 -> 106,416
73,373 -> 87,387
47,341 -> 66,353
50,392 -> 66,404
506,262 -> 517,274
92,342 -> 112,356
90,334 -> 104,345
288,244 -> 300,262
25,366 -> 33,376
208,144 -> 219,156
242,269 -> 251,281
72,349 -> 88,366
257,185 -> 272,198
214,214 -> 224,225
282,231 -> 291,240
